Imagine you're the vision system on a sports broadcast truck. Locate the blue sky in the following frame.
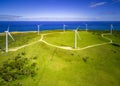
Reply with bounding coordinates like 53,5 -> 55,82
0,0 -> 120,21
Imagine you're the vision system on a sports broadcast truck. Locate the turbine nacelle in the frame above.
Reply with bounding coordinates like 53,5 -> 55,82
5,31 -> 15,41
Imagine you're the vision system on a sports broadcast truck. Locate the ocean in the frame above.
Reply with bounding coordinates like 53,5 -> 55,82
0,21 -> 120,32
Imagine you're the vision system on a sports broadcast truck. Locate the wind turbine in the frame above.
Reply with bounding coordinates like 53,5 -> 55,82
63,24 -> 67,32
37,25 -> 41,35
110,24 -> 114,34
85,24 -> 88,32
74,26 -> 81,49
5,26 -> 15,52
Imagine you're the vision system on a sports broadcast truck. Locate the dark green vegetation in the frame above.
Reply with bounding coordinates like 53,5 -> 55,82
0,30 -> 120,86
0,52 -> 38,86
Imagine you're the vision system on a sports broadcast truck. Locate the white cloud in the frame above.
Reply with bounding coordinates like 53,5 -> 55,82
90,2 -> 107,8
0,15 -> 22,21
20,17 -> 99,21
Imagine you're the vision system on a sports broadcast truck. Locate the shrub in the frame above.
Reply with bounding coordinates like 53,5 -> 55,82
15,55 -> 21,61
31,63 -> 37,67
112,50 -> 117,53
21,52 -> 26,55
14,82 -> 23,86
0,77 -> 6,86
71,53 -> 74,56
111,43 -> 120,47
0,54 -> 38,84
33,56 -> 37,60
31,70 -> 36,77
2,74 -> 13,82
82,57 -> 89,63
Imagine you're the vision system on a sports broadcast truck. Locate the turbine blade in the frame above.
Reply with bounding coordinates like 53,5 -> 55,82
76,26 -> 80,30
76,31 -> 81,40
8,32 -> 15,41
7,25 -> 10,31
112,24 -> 114,30
76,28 -> 79,31
7,27 -> 9,31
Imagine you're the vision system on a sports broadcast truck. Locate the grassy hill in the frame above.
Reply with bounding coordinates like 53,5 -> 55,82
0,30 -> 120,86
44,31 -> 109,48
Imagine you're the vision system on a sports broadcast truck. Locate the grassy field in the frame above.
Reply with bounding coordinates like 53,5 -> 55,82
44,31 -> 109,48
0,30 -> 120,86
0,32 -> 41,51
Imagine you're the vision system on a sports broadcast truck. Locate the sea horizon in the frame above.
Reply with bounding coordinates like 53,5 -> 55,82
0,21 -> 120,33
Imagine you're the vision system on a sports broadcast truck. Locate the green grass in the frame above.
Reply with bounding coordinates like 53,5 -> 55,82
0,32 -> 41,50
44,31 -> 109,48
101,31 -> 120,50
0,30 -> 120,86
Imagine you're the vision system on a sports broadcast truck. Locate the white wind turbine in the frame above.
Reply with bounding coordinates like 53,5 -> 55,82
110,24 -> 114,34
63,24 -> 67,32
5,26 -> 15,52
37,25 -> 41,35
74,26 -> 81,49
85,24 -> 88,32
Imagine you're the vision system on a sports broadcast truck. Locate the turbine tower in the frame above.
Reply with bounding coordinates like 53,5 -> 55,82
5,26 -> 15,52
63,24 -> 67,32
37,25 -> 41,35
74,26 -> 81,49
85,24 -> 88,32
110,24 -> 113,34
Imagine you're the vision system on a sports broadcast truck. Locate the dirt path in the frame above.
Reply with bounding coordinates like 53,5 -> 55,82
9,31 -> 113,51
40,32 -> 113,51
9,41 -> 40,51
